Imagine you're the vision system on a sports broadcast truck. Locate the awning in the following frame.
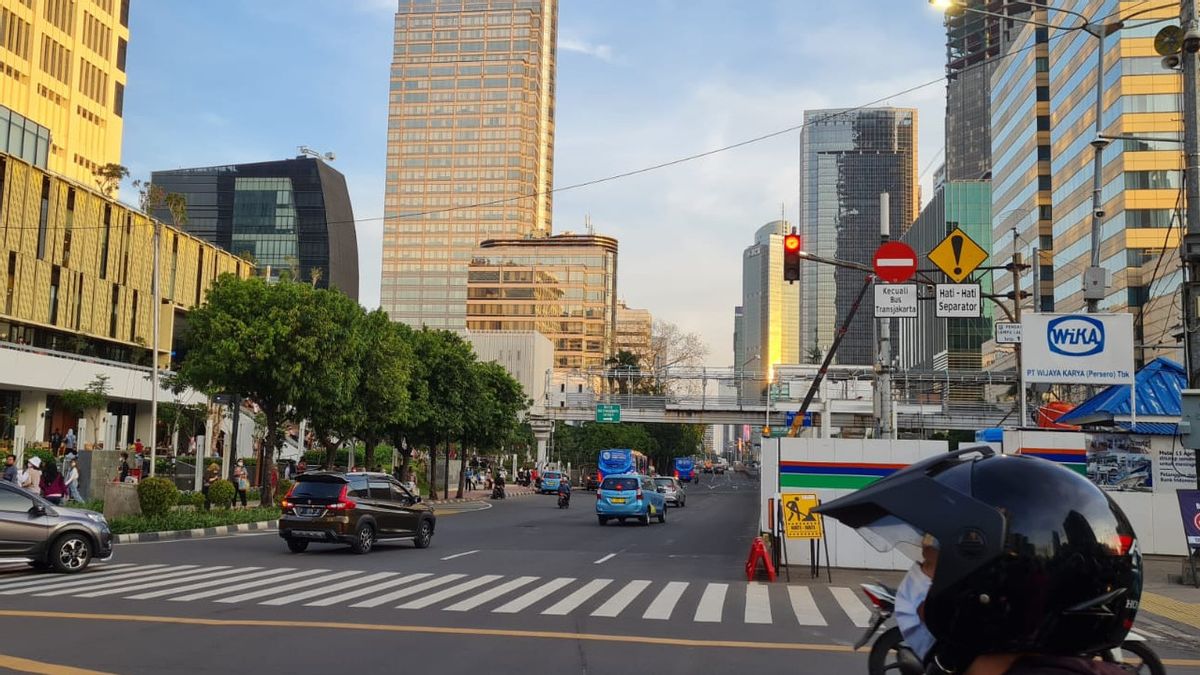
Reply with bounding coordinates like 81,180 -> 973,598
1055,357 -> 1184,435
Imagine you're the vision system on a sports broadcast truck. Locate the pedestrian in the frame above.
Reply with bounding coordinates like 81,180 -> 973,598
3,454 -> 16,483
402,470 -> 417,495
203,463 -> 219,509
296,458 -> 307,474
117,452 -> 130,483
133,437 -> 144,455
64,458 -> 83,503
64,428 -> 75,454
141,451 -> 150,479
21,456 -> 42,495
40,460 -> 65,505
50,429 -> 62,456
233,459 -> 249,508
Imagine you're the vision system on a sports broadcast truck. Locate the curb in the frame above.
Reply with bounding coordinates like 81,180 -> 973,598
115,520 -> 279,544
426,489 -> 537,505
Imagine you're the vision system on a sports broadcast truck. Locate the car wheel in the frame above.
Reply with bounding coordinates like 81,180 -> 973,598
640,508 -> 651,526
414,519 -> 434,549
597,516 -> 607,526
658,506 -> 666,524
50,533 -> 92,573
286,538 -> 309,553
350,522 -> 375,554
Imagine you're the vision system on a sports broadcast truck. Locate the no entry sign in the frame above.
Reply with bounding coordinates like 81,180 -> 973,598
873,241 -> 918,283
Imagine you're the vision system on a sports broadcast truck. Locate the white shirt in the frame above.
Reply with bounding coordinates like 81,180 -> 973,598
894,563 -> 936,661
64,467 -> 79,486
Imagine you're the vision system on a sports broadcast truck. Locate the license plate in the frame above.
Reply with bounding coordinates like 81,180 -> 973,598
293,530 -> 326,538
296,507 -> 323,517
610,497 -> 626,504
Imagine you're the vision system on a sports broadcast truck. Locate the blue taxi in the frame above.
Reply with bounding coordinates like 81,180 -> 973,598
595,474 -> 667,526
540,470 -> 562,494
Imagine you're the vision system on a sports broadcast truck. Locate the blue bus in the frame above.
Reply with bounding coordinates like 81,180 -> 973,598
673,457 -> 696,483
597,448 -> 649,481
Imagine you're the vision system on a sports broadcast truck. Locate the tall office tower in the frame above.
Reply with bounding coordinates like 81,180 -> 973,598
465,233 -> 616,370
740,220 -> 799,382
151,156 -> 359,300
943,1 -> 1041,181
0,0 -> 130,184
381,0 -> 558,330
798,108 -> 918,366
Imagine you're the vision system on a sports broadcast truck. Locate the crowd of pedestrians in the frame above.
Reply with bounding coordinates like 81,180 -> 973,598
2,450 -> 86,505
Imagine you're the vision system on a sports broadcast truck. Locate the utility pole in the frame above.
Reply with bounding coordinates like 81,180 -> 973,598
1084,25 -> 1111,313
1182,0 -> 1200,489
150,220 -> 161,476
1011,227 -> 1026,427
877,193 -> 894,439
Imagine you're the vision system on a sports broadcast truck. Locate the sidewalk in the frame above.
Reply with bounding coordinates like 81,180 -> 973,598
424,484 -> 536,505
1141,555 -> 1200,631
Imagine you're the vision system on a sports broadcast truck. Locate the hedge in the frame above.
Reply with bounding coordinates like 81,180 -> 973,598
109,507 -> 280,535
136,477 -> 178,516
208,479 -> 235,509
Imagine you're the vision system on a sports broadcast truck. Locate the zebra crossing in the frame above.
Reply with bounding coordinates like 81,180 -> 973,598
0,562 -> 877,628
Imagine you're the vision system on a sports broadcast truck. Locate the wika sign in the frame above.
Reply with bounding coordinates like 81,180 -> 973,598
1020,313 -> 1134,385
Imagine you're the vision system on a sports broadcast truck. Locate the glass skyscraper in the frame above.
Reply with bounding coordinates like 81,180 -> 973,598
740,220 -> 799,381
381,0 -> 558,330
798,108 -> 919,366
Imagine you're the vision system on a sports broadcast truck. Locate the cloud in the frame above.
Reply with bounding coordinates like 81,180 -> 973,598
560,36 -> 616,63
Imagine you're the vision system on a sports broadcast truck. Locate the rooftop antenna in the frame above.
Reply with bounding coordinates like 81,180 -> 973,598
297,146 -> 336,162
585,213 -> 594,235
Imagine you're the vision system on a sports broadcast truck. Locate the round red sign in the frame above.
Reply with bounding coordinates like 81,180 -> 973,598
872,241 -> 918,284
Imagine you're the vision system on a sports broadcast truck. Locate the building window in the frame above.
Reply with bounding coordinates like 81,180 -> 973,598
1037,145 -> 1051,160
1038,205 -> 1053,221
109,285 -> 119,338
1035,85 -> 1049,102
1035,115 -> 1050,131
36,177 -> 50,259
99,204 -> 111,278
1126,209 -> 1174,228
49,266 -> 61,324
1038,234 -> 1053,250
63,188 -> 75,266
1125,170 -> 1181,189
113,81 -> 123,117
116,37 -> 126,71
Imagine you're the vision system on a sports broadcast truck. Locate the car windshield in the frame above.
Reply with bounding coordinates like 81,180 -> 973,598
544,472 -> 560,479
601,477 -> 638,491
290,481 -> 345,498
654,478 -> 675,487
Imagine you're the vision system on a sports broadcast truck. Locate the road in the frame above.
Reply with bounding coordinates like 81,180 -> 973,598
0,471 -> 1196,674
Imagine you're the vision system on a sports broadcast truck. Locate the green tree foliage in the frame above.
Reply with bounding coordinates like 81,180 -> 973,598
93,163 -> 128,197
296,288 -> 368,471
207,479 -> 235,509
352,310 -> 413,471
553,421 -> 703,474
136,477 -> 179,517
59,375 -> 110,447
459,361 -> 529,497
405,329 -> 477,499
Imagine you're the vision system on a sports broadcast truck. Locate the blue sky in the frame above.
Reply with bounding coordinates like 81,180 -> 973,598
122,1 -> 947,366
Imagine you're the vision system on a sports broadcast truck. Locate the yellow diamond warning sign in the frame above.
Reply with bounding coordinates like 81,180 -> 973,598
782,493 -> 823,539
928,227 -> 988,283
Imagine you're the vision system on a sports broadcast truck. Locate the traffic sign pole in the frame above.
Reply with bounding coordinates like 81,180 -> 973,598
878,193 -> 893,440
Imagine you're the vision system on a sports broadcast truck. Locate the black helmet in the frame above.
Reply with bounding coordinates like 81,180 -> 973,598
815,447 -> 1141,665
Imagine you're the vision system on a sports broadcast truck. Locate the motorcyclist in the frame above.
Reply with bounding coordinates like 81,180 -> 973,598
557,476 -> 571,506
815,447 -> 1140,675
893,533 -> 937,663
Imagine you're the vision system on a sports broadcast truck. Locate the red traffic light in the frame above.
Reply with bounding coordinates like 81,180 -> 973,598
784,234 -> 801,252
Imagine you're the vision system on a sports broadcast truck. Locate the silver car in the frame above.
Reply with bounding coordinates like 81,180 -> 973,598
0,481 -> 113,573
653,476 -> 686,507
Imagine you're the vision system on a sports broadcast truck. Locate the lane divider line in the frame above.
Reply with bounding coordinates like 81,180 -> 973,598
440,550 -> 480,561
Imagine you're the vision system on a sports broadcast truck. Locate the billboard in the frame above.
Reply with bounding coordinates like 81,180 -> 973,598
1021,313 -> 1134,385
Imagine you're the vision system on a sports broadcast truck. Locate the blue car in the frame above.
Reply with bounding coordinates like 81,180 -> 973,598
540,471 -> 562,494
596,474 -> 667,526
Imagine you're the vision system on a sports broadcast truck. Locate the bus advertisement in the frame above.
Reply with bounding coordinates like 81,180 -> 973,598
673,457 -> 697,483
597,448 -> 649,480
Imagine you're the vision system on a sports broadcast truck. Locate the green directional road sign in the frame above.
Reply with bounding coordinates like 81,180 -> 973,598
596,404 -> 621,423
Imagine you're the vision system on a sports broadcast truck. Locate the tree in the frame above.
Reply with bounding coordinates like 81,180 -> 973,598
153,371 -> 205,454
351,311 -> 413,472
94,163 -> 128,197
460,361 -> 529,498
295,288 -> 367,471
640,320 -> 709,394
164,192 -> 188,229
604,350 -> 641,395
59,375 -> 110,448
406,329 -> 477,500
176,275 -> 334,507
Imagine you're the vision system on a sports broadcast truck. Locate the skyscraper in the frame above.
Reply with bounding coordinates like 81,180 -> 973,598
150,156 -> 359,300
381,0 -> 558,330
740,220 -> 799,381
0,0 -> 130,184
798,108 -> 918,366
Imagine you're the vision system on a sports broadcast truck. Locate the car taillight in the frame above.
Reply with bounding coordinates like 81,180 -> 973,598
673,470 -> 679,479
280,483 -> 298,509
326,484 -> 357,511
636,489 -> 643,501
596,490 -> 602,500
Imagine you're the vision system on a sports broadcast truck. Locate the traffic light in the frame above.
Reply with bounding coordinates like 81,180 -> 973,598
783,233 -> 801,283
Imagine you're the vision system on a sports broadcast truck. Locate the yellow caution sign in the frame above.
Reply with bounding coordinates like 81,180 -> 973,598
928,227 -> 988,283
782,493 -> 823,539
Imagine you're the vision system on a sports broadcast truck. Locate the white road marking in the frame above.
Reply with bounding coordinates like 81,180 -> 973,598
128,567 -> 278,600
31,565 -> 197,597
444,576 -> 540,612
694,583 -> 728,623
74,566 -> 236,598
219,570 -> 360,604
349,574 -> 466,608
643,581 -> 688,620
0,563 -> 142,592
830,586 -> 873,627
593,553 -> 616,564
591,580 -> 651,618
744,582 -> 772,624
172,568 -> 331,602
397,574 -> 503,609
260,571 -> 399,606
541,579 -> 612,615
787,586 -> 827,626
304,573 -> 432,607
492,577 -> 574,614
440,550 -> 479,561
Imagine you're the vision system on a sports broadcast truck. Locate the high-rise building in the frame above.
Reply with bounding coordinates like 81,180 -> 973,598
615,301 -> 652,363
943,1 -> 1041,181
150,156 -> 359,300
899,181 -> 994,372
465,233 -> 616,370
0,0 -> 129,184
740,220 -> 799,381
381,0 -> 558,330
798,108 -> 919,366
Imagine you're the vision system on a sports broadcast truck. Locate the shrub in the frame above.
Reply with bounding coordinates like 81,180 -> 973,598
208,479 -> 235,509
74,498 -> 104,513
136,477 -> 179,516
179,491 -> 206,509
275,479 -> 294,507
109,506 -> 281,535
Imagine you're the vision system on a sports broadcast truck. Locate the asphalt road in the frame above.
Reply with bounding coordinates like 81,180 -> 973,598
0,470 -> 1197,674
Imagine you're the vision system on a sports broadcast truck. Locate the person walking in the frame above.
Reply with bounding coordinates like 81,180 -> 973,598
40,460 -> 65,505
117,452 -> 130,483
64,428 -> 76,455
64,458 -> 83,503
203,463 -> 220,509
3,454 -> 16,483
49,429 -> 62,456
233,459 -> 249,508
21,456 -> 42,495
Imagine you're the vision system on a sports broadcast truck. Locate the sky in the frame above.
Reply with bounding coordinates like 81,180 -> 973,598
121,0 -> 948,367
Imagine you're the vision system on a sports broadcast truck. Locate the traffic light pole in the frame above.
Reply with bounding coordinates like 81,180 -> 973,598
1182,0 -> 1200,489
878,193 -> 894,439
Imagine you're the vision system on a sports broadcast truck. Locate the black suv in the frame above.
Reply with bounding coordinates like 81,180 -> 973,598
279,472 -> 435,554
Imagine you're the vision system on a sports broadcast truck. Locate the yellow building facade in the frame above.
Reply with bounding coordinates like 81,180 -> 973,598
1,151 -> 252,364
0,0 -> 128,185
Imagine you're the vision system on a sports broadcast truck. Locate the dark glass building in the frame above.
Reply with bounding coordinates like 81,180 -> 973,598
150,156 -> 358,300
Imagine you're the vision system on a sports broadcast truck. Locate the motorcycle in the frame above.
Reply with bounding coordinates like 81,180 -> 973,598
491,484 -> 506,500
557,492 -> 570,509
855,582 -> 1165,675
